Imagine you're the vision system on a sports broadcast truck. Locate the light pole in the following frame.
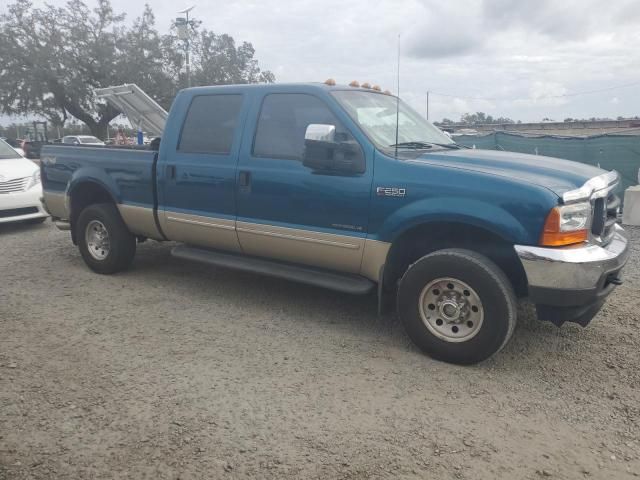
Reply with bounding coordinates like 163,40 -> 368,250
175,6 -> 196,88
426,91 -> 430,121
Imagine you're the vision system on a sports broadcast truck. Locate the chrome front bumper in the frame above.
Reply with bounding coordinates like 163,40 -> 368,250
515,224 -> 629,291
514,224 -> 629,325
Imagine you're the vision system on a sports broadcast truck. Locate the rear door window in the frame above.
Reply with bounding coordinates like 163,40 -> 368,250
179,95 -> 243,155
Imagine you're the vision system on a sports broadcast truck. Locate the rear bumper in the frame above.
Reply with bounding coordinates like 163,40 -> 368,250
514,224 -> 629,326
0,185 -> 48,224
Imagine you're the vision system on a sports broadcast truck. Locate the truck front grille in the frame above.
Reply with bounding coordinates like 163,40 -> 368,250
591,191 -> 619,243
0,177 -> 29,194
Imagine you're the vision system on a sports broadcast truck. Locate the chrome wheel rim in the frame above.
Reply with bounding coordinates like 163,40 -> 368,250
418,277 -> 484,343
85,220 -> 110,260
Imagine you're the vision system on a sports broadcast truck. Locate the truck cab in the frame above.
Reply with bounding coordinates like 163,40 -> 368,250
41,81 -> 629,365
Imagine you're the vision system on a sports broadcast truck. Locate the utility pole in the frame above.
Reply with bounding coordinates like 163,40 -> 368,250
176,6 -> 196,88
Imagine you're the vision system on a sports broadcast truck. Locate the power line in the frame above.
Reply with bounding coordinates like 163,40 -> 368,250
428,80 -> 640,102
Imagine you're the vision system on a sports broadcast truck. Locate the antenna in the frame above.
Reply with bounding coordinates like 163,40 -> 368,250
394,34 -> 400,159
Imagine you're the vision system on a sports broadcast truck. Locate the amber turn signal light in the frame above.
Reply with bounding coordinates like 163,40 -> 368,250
540,207 -> 588,246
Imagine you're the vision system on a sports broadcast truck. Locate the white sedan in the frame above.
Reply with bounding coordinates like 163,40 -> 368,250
0,139 -> 48,224
61,135 -> 105,146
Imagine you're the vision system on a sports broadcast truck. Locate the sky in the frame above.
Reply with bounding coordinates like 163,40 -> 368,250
4,0 -> 640,123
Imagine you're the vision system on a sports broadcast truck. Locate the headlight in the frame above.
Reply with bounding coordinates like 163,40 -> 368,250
26,170 -> 41,190
540,202 -> 591,246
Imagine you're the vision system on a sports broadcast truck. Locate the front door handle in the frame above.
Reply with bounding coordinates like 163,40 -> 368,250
167,164 -> 176,179
238,170 -> 251,187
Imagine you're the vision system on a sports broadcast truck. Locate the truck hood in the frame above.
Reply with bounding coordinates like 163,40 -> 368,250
0,157 -> 38,181
412,148 -> 605,198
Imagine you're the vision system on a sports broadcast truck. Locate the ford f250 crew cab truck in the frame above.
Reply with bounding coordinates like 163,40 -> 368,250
41,81 -> 630,365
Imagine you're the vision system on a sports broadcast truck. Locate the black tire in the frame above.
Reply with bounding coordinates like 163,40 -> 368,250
397,248 -> 517,365
76,203 -> 136,274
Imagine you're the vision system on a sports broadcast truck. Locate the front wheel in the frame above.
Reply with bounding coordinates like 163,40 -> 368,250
397,248 -> 517,365
76,203 -> 136,274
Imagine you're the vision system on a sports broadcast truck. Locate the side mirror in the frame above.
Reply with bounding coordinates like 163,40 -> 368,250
304,124 -> 336,142
303,124 -> 364,175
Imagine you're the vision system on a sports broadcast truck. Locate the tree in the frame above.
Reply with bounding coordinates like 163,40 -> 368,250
0,0 -> 274,138
459,112 -> 515,125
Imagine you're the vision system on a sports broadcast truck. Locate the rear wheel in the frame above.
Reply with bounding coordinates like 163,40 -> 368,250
397,248 -> 517,365
76,203 -> 136,274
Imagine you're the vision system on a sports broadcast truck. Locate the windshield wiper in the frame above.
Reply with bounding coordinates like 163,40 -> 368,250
429,142 -> 464,149
389,141 -> 463,150
389,141 -> 434,149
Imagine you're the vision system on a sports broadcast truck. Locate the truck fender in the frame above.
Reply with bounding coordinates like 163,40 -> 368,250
378,197 -> 531,246
68,167 -> 121,205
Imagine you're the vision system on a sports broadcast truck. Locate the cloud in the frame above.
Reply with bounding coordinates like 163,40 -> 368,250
17,0 -> 640,123
405,2 -> 484,59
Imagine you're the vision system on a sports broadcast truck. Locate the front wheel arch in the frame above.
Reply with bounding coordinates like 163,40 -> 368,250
382,221 -> 528,298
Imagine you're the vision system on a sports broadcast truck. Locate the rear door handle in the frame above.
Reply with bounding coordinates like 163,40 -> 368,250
238,170 -> 251,187
167,164 -> 176,179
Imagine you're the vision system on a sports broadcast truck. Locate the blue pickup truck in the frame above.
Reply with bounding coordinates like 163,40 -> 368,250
41,81 -> 629,364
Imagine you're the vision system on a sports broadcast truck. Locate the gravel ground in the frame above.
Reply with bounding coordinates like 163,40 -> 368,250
1,221 -> 639,480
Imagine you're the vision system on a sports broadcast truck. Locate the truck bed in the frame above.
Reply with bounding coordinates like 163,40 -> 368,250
41,144 -> 158,211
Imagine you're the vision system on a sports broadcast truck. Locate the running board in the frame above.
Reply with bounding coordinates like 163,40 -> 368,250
171,245 -> 375,295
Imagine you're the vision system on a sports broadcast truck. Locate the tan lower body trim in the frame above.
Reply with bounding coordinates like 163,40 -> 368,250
43,191 -> 67,219
236,221 -> 365,274
360,239 -> 391,282
117,204 -> 163,240
160,211 -> 241,253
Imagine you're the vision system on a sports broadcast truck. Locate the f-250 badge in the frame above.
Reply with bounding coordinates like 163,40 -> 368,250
376,186 -> 406,197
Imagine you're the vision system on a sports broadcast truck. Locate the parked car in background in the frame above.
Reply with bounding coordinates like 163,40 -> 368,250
0,139 -> 48,224
0,137 -> 25,157
62,135 -> 105,146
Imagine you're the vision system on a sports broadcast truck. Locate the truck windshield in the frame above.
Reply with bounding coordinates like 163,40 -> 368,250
0,139 -> 20,159
331,90 -> 454,151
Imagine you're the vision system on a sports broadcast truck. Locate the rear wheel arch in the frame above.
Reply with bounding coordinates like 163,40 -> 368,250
382,221 -> 528,298
68,181 -> 118,244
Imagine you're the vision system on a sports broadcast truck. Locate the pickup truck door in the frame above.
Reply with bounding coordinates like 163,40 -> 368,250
235,92 -> 373,274
158,93 -> 246,252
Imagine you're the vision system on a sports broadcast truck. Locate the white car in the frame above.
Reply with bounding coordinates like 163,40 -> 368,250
0,139 -> 48,224
61,135 -> 105,146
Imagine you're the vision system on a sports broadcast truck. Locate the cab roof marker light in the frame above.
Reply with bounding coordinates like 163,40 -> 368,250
361,82 -> 371,89
324,78 -> 336,86
383,89 -> 392,95
372,85 -> 381,91
349,80 -> 360,87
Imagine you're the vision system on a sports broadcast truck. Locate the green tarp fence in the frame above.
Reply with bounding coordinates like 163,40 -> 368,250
455,132 -> 640,195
